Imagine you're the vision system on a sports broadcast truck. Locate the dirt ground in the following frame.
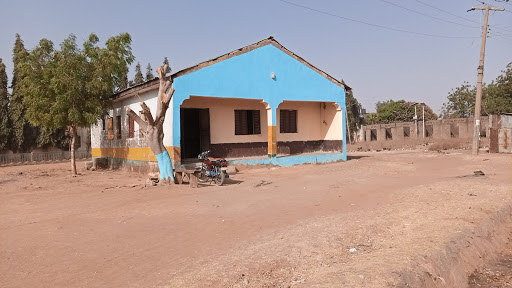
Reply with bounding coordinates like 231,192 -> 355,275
1,150 -> 511,288
468,241 -> 512,287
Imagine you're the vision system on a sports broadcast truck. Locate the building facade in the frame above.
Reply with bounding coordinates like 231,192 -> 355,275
91,38 -> 348,167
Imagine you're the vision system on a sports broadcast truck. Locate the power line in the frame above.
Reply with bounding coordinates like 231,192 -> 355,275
492,0 -> 512,7
489,26 -> 512,37
415,0 -> 512,35
378,0 -> 479,28
277,0 -> 479,39
415,0 -> 479,24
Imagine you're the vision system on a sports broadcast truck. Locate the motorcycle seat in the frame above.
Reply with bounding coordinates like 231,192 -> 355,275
208,157 -> 224,161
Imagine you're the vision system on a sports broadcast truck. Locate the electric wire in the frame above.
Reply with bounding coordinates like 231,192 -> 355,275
378,0 -> 479,28
493,0 -> 512,7
277,0 -> 479,39
394,0 -> 512,34
415,0 -> 479,24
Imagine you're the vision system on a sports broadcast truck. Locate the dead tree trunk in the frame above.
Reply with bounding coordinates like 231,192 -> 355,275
70,125 -> 77,175
126,64 -> 175,184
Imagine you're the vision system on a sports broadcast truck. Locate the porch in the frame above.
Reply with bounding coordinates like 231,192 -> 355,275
177,96 -> 346,165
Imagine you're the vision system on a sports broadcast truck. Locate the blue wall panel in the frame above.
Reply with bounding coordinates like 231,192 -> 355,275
172,43 -> 347,163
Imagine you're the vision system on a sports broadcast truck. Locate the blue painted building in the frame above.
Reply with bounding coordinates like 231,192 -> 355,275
91,37 -> 348,167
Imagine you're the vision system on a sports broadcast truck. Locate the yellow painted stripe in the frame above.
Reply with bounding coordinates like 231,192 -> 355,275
267,125 -> 277,156
91,146 -> 176,162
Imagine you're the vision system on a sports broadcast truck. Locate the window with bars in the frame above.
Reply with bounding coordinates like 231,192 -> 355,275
116,115 -> 122,139
280,109 -> 297,133
235,110 -> 261,135
107,117 -> 114,140
128,115 -> 135,138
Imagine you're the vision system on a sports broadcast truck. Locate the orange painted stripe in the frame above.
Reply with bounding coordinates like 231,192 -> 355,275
267,125 -> 277,156
91,146 -> 176,162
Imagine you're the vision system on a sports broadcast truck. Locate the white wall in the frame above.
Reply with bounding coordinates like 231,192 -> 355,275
90,89 -> 174,149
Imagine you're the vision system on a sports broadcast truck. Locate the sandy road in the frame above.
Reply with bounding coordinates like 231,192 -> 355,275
0,150 -> 511,287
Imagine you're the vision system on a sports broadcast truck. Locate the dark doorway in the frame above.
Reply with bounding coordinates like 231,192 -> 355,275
181,108 -> 210,160
450,123 -> 459,138
370,129 -> 377,141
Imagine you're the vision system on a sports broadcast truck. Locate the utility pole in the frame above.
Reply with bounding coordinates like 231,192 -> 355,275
469,4 -> 504,155
414,105 -> 418,138
422,104 -> 425,139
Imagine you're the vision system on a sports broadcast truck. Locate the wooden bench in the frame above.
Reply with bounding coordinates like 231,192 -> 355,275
174,167 -> 201,188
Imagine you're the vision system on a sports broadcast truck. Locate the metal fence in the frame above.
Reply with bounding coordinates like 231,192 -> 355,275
0,150 -> 91,166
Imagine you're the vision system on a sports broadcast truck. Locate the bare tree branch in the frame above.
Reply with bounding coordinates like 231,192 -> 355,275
155,64 -> 174,122
163,87 -> 175,106
126,107 -> 148,132
139,102 -> 154,126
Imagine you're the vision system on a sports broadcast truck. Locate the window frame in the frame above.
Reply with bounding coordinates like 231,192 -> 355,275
127,114 -> 135,139
280,109 -> 298,134
234,109 -> 261,135
116,115 -> 122,139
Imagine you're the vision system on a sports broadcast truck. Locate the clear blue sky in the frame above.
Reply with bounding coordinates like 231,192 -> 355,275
1,0 -> 511,114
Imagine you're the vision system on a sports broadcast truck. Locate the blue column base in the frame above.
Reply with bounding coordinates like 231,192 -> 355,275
155,150 -> 174,181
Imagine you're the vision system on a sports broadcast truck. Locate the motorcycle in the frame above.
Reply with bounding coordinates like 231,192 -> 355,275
197,150 -> 229,186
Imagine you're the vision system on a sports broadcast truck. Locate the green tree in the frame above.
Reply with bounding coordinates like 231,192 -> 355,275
441,62 -> 512,118
344,87 -> 362,143
134,62 -> 144,84
483,62 -> 512,115
364,113 -> 379,125
18,33 -> 134,175
163,57 -> 171,74
146,63 -> 154,81
119,72 -> 128,90
9,34 -> 35,152
441,82 -> 475,118
36,126 -> 70,150
0,58 -> 10,150
366,100 -> 437,124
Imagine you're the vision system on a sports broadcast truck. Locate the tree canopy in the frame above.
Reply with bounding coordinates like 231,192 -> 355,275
134,62 -> 144,84
344,87 -> 362,141
9,34 -> 33,151
146,63 -> 154,81
0,58 -> 10,150
163,57 -> 171,75
17,33 -> 134,174
441,62 -> 512,118
365,100 -> 438,124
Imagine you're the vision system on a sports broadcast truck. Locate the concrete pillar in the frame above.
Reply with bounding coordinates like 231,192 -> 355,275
267,106 -> 277,158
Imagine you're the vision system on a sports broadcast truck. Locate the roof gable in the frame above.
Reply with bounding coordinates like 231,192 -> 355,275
172,37 -> 347,90
113,37 -> 348,102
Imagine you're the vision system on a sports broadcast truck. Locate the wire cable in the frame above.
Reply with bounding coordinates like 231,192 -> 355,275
415,0 -> 480,24
278,0 -> 479,39
378,0 -> 479,28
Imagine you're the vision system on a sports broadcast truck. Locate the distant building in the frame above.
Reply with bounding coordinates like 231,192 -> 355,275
489,113 -> 512,153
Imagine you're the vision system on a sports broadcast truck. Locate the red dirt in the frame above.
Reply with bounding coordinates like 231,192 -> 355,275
1,150 -> 511,287
468,241 -> 512,287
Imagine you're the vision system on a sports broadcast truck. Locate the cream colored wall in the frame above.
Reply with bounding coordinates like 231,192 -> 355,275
277,101 -> 321,141
181,97 -> 268,144
277,101 -> 343,142
322,103 -> 343,140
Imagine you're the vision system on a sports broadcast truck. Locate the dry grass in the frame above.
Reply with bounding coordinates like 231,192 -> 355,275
427,141 -> 469,151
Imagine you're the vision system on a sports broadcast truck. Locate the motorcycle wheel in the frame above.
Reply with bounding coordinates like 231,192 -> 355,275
197,166 -> 209,183
214,171 -> 225,186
